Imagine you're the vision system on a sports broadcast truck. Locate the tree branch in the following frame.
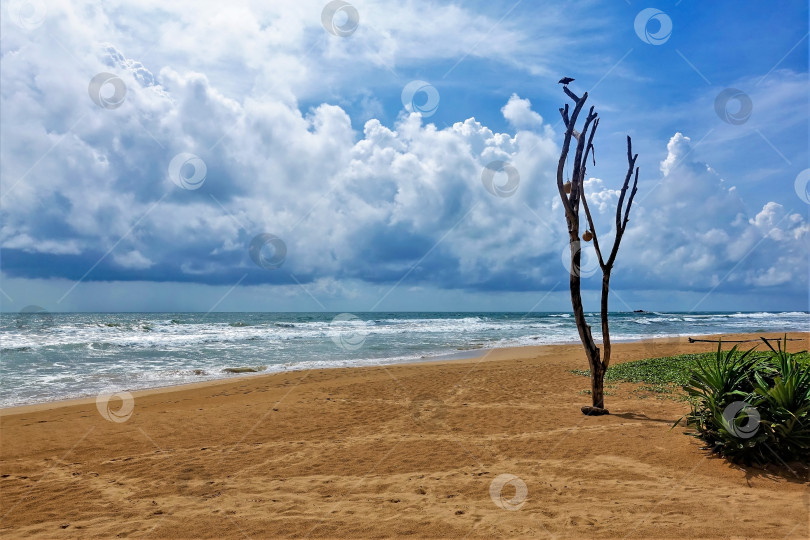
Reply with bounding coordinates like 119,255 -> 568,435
614,137 -> 633,235
580,189 -> 605,269
621,166 -> 640,233
582,117 -> 599,176
556,92 -> 588,226
563,86 -> 580,102
579,116 -> 605,268
569,107 -> 597,208
607,136 -> 638,268
559,104 -> 570,128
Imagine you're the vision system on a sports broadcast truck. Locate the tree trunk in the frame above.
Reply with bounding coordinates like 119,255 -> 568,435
572,251 -> 607,415
601,271 -> 612,369
590,360 -> 605,409
569,242 -> 600,364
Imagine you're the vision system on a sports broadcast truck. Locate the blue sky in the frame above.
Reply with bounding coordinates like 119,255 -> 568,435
1,0 -> 808,313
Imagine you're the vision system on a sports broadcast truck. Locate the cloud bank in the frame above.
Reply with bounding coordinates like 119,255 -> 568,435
1,1 -> 807,310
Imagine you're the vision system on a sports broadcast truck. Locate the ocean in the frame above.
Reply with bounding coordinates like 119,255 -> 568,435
1,311 -> 807,408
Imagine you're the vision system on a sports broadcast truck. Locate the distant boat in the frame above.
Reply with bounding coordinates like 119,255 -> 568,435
633,309 -> 647,313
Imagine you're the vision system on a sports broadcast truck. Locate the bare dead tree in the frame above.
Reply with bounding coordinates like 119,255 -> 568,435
556,84 -> 639,415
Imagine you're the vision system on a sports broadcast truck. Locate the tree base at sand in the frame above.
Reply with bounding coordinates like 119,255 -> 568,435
581,405 -> 610,416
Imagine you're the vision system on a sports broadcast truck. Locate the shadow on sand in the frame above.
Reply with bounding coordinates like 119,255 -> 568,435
615,411 -> 809,484
612,411 -> 678,425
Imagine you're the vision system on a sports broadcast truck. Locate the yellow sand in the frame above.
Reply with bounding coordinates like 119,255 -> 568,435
1,332 -> 808,539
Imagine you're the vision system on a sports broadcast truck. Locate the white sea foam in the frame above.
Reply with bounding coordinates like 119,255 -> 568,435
1,311 -> 807,407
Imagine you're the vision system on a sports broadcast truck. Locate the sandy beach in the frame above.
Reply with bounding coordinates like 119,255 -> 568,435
1,332 -> 808,539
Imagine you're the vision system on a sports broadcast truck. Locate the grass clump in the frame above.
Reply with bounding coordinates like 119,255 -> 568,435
574,347 -> 808,395
572,353 -> 707,399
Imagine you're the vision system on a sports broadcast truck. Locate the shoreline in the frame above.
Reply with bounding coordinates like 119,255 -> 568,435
0,345 -> 491,414
4,310 -> 808,412
2,330 -> 806,415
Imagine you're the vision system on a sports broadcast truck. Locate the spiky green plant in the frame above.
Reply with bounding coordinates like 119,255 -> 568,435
678,343 -> 765,461
677,336 -> 810,465
750,336 -> 810,461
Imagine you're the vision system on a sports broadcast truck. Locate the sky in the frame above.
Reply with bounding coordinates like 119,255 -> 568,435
0,0 -> 808,313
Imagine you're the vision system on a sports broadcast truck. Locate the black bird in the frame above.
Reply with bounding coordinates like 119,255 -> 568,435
558,77 -> 575,85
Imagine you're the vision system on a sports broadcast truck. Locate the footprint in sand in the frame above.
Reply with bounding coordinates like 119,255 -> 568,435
408,394 -> 448,430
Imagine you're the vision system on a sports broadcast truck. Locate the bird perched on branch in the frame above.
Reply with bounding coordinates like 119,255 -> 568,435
558,77 -> 575,85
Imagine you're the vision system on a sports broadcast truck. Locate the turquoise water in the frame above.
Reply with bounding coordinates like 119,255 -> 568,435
1,311 -> 807,407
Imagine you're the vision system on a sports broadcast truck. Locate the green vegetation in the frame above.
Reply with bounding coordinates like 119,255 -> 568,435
574,337 -> 810,464
679,338 -> 810,464
572,353 -> 706,399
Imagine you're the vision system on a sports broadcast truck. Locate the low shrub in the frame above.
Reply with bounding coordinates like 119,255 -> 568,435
678,336 -> 810,465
